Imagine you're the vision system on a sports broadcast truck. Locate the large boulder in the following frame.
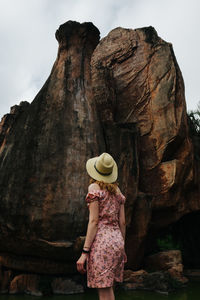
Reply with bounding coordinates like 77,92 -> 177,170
0,21 -> 102,262
91,26 -> 195,268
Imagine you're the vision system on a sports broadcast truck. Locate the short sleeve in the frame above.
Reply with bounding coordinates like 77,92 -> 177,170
85,190 -> 101,206
119,193 -> 126,205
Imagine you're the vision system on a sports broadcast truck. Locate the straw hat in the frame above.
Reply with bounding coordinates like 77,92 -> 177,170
86,152 -> 118,183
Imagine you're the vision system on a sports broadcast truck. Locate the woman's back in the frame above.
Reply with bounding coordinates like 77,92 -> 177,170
86,188 -> 125,227
86,185 -> 126,288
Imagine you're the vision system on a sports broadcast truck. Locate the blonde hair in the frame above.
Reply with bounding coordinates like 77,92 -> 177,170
89,178 -> 118,195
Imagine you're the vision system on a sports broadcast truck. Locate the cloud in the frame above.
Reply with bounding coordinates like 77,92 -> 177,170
0,0 -> 199,119
0,0 -> 58,116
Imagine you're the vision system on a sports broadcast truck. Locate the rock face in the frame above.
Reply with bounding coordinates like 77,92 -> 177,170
51,277 -> 84,295
90,26 -> 197,268
144,250 -> 188,283
0,21 -> 102,263
145,250 -> 182,271
0,267 -> 13,294
9,274 -> 42,296
123,268 -> 186,293
8,274 -> 83,296
0,20 -> 199,292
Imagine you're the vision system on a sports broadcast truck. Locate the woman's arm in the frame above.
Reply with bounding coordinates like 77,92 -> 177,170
83,199 -> 99,249
83,183 -> 100,248
119,203 -> 126,240
76,184 -> 99,274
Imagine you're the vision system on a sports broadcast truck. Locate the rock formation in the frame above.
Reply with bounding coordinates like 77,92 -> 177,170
0,20 -> 200,295
0,21 -> 102,264
90,25 -> 198,269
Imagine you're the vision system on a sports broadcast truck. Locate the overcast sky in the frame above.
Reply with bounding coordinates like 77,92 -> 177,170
0,0 -> 199,119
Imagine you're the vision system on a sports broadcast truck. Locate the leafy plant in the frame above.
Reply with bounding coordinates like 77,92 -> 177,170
187,101 -> 200,160
188,110 -> 200,135
157,234 -> 181,251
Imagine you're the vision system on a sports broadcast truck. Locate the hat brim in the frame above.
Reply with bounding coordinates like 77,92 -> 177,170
86,157 -> 118,183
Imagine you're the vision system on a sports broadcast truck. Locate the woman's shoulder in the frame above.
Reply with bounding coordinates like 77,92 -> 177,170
85,183 -> 102,205
115,186 -> 122,195
88,183 -> 101,192
115,186 -> 126,204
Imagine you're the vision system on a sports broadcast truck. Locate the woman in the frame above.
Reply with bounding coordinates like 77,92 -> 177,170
76,152 -> 126,300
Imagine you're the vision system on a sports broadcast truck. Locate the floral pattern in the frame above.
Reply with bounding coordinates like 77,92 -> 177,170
85,189 -> 126,288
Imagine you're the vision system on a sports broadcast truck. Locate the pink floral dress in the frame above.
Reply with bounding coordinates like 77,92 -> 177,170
85,189 -> 126,288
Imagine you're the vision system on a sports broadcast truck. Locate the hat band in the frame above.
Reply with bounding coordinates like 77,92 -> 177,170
94,162 -> 112,176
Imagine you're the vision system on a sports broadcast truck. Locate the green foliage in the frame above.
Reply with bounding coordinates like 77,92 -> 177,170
187,101 -> 200,160
188,108 -> 200,135
157,234 -> 181,251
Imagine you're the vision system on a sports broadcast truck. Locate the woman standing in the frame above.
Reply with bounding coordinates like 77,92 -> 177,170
76,152 -> 126,300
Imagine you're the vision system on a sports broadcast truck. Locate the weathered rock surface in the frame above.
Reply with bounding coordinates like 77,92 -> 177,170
144,250 -> 188,283
0,20 -> 199,291
141,271 -> 184,293
51,277 -> 84,294
123,269 -> 186,293
0,266 -> 13,294
0,21 -> 102,264
90,25 -> 198,268
0,253 -> 75,274
9,274 -> 42,296
0,101 -> 30,149
145,250 -> 182,271
8,273 -> 84,296
124,269 -> 147,283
